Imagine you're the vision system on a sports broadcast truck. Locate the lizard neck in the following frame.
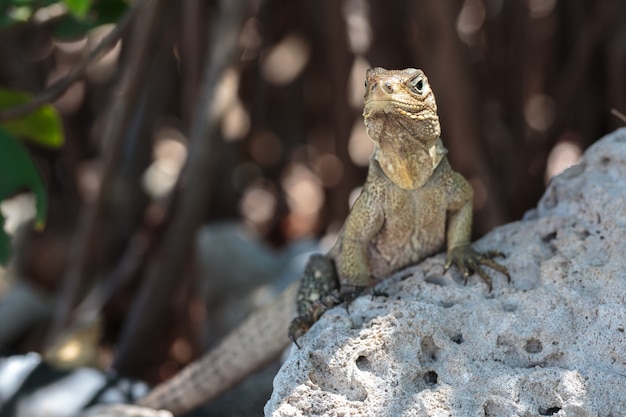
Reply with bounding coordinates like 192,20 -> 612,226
371,137 -> 447,190
364,106 -> 444,190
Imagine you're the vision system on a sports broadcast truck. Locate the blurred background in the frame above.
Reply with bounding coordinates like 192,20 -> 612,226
0,0 -> 624,414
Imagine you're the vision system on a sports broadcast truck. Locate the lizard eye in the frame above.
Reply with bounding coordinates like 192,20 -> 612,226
364,79 -> 368,89
409,76 -> 424,94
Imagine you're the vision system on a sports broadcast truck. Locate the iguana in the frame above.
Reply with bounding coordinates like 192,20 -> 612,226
132,67 -> 510,416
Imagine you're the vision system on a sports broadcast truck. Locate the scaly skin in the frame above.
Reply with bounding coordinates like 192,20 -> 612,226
289,67 -> 509,339
126,68 -> 509,416
337,67 -> 508,291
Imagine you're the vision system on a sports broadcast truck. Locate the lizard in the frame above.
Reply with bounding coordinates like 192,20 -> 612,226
130,67 -> 509,416
287,67 -> 509,343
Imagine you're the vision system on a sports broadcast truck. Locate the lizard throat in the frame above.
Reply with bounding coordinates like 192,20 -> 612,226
373,138 -> 447,190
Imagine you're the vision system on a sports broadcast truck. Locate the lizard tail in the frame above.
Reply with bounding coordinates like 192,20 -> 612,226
137,281 -> 299,415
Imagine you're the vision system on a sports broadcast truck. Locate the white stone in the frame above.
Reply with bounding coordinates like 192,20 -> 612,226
265,128 -> 626,417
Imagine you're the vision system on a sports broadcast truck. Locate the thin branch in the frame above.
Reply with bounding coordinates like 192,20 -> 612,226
47,0 -> 165,343
611,108 -> 626,124
0,7 -> 136,121
112,0 -> 254,374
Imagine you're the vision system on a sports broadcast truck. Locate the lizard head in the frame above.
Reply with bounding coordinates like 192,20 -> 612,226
362,68 -> 446,190
363,67 -> 441,145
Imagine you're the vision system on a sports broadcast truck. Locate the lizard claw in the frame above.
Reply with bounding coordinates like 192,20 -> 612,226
371,288 -> 389,300
288,317 -> 308,349
445,245 -> 510,291
340,285 -> 368,313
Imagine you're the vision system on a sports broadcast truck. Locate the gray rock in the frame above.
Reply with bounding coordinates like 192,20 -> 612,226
196,222 -> 319,343
265,128 -> 626,417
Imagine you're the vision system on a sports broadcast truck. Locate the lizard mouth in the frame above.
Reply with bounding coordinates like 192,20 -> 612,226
364,99 -> 436,120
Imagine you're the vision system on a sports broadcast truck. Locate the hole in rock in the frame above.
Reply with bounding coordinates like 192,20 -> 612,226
541,231 -> 557,243
356,355 -> 371,371
539,406 -> 561,415
420,336 -> 440,361
524,338 -> 543,353
423,370 -> 438,386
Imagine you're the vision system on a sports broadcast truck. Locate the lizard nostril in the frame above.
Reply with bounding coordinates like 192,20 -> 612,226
384,82 -> 393,93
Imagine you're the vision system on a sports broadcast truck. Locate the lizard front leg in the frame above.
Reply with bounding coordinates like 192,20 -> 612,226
333,189 -> 384,302
445,200 -> 510,291
288,254 -> 341,347
288,191 -> 383,346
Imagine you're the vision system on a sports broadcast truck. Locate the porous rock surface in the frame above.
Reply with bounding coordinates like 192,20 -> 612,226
266,128 -> 626,417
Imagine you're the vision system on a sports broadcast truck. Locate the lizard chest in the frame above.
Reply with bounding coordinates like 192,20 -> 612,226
368,184 -> 448,278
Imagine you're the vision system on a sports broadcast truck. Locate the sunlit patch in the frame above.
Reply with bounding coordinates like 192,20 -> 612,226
76,160 -> 101,203
7,5 -> 32,22
221,100 -> 250,141
283,164 -> 324,216
212,68 -> 240,120
261,35 -> 310,85
239,180 -> 277,231
239,17 -> 263,61
0,193 -> 36,235
343,0 -> 372,54
33,2 -> 66,23
0,267 -> 6,297
86,24 -> 122,83
204,67 -> 251,140
48,72 -> 85,114
142,128 -> 188,198
527,0 -> 556,18
524,94 -> 555,132
56,340 -> 82,364
546,139 -> 582,182
314,153 -> 344,187
282,164 -> 324,237
349,120 -> 374,166
170,338 -> 193,363
54,38 -> 87,55
457,0 -> 485,43
348,56 -> 371,109
45,315 -> 102,369
51,38 -> 88,113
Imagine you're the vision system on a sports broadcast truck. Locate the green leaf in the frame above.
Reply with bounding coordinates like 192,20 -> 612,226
0,15 -> 21,29
63,0 -> 91,18
54,0 -> 128,40
0,0 -> 60,28
0,127 -> 47,232
0,212 -> 9,265
53,16 -> 93,39
7,5 -> 32,21
0,89 -> 64,148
